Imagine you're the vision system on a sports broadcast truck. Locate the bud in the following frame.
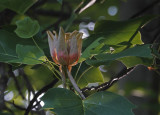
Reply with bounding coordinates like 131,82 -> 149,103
47,27 -> 83,71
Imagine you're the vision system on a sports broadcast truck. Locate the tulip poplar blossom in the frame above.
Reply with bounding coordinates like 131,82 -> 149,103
47,27 -> 83,72
47,27 -> 85,99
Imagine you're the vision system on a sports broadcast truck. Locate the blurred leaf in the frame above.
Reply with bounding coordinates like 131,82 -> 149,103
86,44 -> 152,67
16,44 -> 46,64
72,62 -> 104,88
119,57 -> 153,68
24,65 -> 56,90
57,0 -> 63,4
79,0 -> 120,20
42,88 -> 135,115
15,17 -> 40,38
0,112 -> 11,115
0,0 -> 37,14
77,66 -> 104,88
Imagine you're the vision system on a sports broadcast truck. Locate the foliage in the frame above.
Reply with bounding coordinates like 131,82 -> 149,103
0,0 -> 159,115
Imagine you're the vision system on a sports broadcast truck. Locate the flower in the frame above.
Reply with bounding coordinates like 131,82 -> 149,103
47,27 -> 83,71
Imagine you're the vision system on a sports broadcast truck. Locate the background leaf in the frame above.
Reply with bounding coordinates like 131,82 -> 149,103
15,17 -> 40,38
77,66 -> 104,88
57,0 -> 63,4
0,0 -> 37,14
72,62 -> 104,88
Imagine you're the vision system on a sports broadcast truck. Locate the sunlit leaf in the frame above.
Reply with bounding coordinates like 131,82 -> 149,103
86,44 -> 152,68
72,63 -> 104,88
81,16 -> 154,62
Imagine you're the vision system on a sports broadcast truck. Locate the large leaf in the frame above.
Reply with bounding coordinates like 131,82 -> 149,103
42,88 -> 83,115
16,44 -> 46,64
81,16 -> 154,61
86,44 -> 153,67
83,91 -> 135,115
42,88 -> 135,115
0,0 -> 37,14
0,30 -> 45,64
15,17 -> 40,38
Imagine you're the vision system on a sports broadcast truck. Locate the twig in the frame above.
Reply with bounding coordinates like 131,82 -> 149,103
35,9 -> 70,18
19,69 -> 35,95
81,66 -> 137,95
6,101 -> 26,111
24,78 -> 58,115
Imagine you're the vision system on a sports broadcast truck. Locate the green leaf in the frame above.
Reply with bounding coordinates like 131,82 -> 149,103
81,16 -> 154,62
0,30 -> 45,64
57,0 -> 63,4
77,67 -> 104,88
42,88 -> 135,115
95,16 -> 152,45
41,88 -> 83,115
16,44 -> 46,64
83,91 -> 135,115
71,62 -> 104,88
119,57 -> 153,68
77,66 -> 104,88
15,17 -> 40,38
86,44 -> 153,67
0,112 -> 11,115
0,0 -> 37,14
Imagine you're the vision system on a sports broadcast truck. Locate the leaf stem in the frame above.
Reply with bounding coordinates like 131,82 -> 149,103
32,37 -> 43,53
60,71 -> 66,88
66,69 -> 85,99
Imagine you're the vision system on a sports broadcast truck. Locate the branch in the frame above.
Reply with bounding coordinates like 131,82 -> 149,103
19,69 -> 35,95
35,9 -> 70,18
24,78 -> 58,115
81,66 -> 137,95
6,101 -> 26,111
8,65 -> 25,100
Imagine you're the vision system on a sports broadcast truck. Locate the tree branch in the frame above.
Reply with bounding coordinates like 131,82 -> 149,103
82,66 -> 137,96
35,9 -> 70,18
8,65 -> 25,100
24,78 -> 58,115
